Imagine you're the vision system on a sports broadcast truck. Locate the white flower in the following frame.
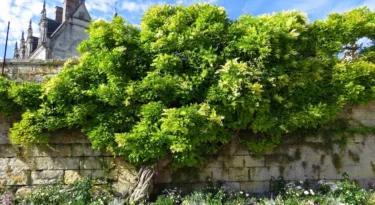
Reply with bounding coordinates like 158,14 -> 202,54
246,193 -> 249,197
304,190 -> 309,195
309,189 -> 315,195
239,191 -> 243,194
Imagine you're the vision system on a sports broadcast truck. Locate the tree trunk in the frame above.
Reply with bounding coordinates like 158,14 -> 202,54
127,165 -> 156,204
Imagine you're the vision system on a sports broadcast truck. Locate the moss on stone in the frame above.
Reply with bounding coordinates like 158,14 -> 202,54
320,155 -> 326,165
348,150 -> 360,163
302,161 -> 307,169
332,153 -> 343,170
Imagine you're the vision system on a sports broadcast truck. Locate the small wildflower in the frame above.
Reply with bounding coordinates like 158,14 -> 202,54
304,190 -> 309,195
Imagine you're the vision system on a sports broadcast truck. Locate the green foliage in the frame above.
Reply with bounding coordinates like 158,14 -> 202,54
333,173 -> 369,204
152,174 -> 375,204
0,77 -> 18,114
24,176 -> 115,205
4,5 -> 375,169
0,77 -> 41,115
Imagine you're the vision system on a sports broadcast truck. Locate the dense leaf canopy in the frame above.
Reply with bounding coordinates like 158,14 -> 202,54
3,4 -> 375,168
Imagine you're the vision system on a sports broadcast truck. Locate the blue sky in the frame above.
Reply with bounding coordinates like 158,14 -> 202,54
0,0 -> 374,59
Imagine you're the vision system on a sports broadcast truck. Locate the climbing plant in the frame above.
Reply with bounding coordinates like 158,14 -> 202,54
1,4 -> 375,202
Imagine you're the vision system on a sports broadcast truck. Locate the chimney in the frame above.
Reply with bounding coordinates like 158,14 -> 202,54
55,6 -> 63,23
63,0 -> 80,22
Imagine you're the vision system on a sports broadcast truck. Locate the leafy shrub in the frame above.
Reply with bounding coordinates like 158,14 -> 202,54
333,173 -> 370,204
152,174 -> 374,205
25,176 -> 114,205
2,4 -> 375,171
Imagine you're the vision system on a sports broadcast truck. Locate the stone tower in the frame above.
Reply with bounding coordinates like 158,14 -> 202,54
63,0 -> 80,22
26,20 -> 33,58
13,0 -> 91,60
20,31 -> 26,59
38,0 -> 48,47
13,42 -> 19,59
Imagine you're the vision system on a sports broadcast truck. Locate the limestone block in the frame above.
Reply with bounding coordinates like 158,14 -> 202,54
0,170 -> 29,185
315,165 -> 341,180
112,182 -> 135,196
352,108 -> 375,121
102,157 -> 117,170
283,166 -> 306,181
264,154 -> 294,167
79,170 -> 110,185
347,135 -> 367,143
228,168 -> 249,182
29,145 -> 53,157
52,145 -> 72,157
33,157 -> 55,170
81,157 -> 102,170
248,167 -> 278,181
235,144 -> 250,156
299,147 -> 326,163
357,120 -> 375,127
205,156 -> 224,168
8,158 -> 30,171
197,168 -> 214,182
0,133 -> 10,144
64,169 -> 116,185
115,157 -> 136,169
344,147 -> 362,166
72,144 -> 101,157
219,142 -> 238,156
224,156 -> 244,168
53,158 -> 80,170
225,182 -> 241,190
118,168 -> 138,184
240,181 -> 268,193
0,158 -> 9,171
31,170 -> 64,185
64,170 -> 82,184
211,168 -> 229,182
244,156 -> 264,167
16,187 -> 34,196
342,165 -> 374,180
365,135 -> 375,143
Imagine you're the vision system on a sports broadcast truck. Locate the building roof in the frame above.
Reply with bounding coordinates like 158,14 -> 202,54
47,18 -> 62,37
50,2 -> 91,38
32,37 -> 39,52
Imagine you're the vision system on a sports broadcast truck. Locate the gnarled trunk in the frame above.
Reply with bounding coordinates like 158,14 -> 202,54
127,166 -> 156,203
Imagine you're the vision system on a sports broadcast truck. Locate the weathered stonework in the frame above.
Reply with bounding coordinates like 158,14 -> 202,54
1,61 -> 375,196
3,59 -> 76,82
153,102 -> 375,193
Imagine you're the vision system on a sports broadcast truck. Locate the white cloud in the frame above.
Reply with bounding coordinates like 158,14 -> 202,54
120,1 -> 166,13
86,0 -> 116,13
0,0 -> 56,48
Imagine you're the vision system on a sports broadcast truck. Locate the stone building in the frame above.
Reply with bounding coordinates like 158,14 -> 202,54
13,0 -> 91,60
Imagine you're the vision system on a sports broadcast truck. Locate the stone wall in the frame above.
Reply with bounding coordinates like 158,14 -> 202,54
153,102 -> 375,194
0,115 -> 138,195
3,59 -> 76,82
1,103 -> 375,195
1,60 -> 375,196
